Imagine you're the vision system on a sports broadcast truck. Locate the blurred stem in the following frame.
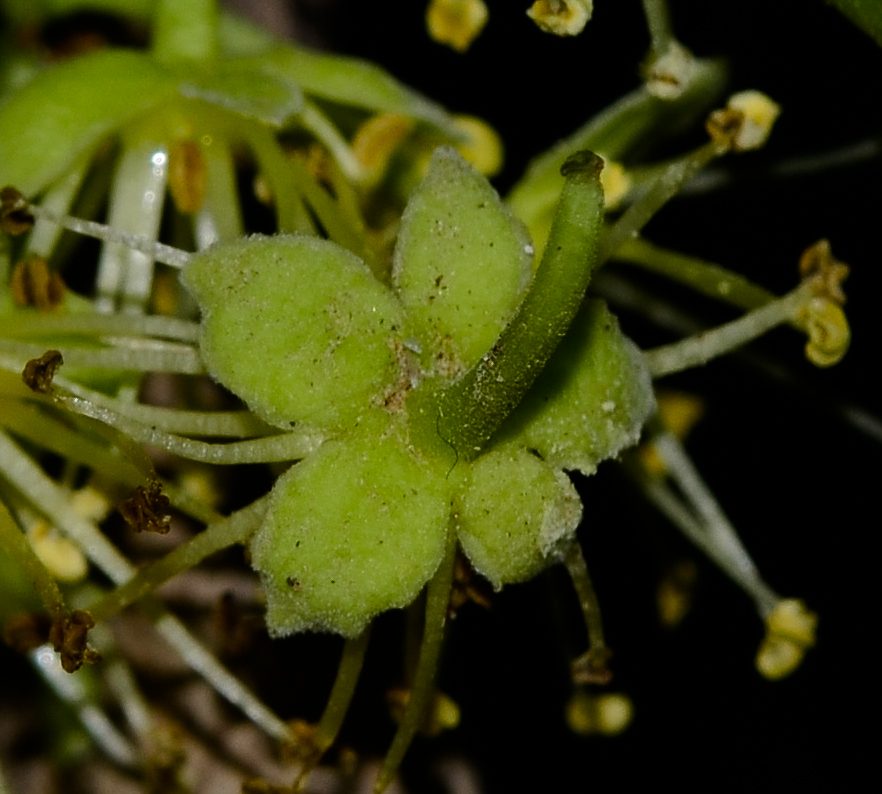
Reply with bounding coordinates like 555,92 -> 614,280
642,0 -> 674,55
599,139 -> 725,265
89,495 -> 269,623
373,522 -> 457,794
614,236 -> 777,311
152,0 -> 219,63
0,498 -> 66,620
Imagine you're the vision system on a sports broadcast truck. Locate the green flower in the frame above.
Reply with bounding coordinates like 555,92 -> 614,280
183,147 -> 655,637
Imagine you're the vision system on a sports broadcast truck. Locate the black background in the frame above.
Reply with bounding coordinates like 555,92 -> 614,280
297,1 -> 880,790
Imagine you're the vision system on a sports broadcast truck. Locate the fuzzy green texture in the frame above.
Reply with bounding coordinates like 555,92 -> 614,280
456,448 -> 582,588
182,235 -> 409,432
493,299 -> 655,474
251,421 -> 450,637
393,146 -> 532,375
429,151 -> 606,460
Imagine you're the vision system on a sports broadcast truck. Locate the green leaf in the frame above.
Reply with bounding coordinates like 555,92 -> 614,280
0,50 -> 176,195
182,235 -> 410,433
250,421 -> 450,637
493,299 -> 655,475
393,147 -> 532,376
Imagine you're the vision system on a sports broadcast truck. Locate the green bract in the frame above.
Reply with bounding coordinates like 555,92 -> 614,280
182,236 -> 409,433
183,147 -> 655,637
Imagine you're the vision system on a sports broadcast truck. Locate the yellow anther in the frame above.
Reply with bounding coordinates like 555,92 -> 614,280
452,115 -> 503,176
797,239 -> 850,367
599,158 -> 630,209
726,91 -> 781,151
801,297 -> 850,367
756,599 -> 817,680
351,113 -> 415,187
656,559 -> 698,628
426,0 -> 489,53
28,522 -> 88,583
566,689 -> 633,736
168,139 -> 206,214
527,0 -> 592,36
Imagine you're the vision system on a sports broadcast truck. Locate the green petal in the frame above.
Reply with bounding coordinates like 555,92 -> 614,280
251,422 -> 450,637
393,147 -> 532,376
456,447 -> 582,589
254,45 -> 456,132
182,235 -> 410,432
494,299 -> 655,474
0,50 -> 176,195
176,59 -> 303,127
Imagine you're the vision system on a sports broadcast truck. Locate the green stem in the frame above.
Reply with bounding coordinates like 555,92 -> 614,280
641,0 -> 674,56
0,498 -> 67,620
642,281 -> 811,378
89,496 -> 269,623
373,523 -> 458,794
614,236 -> 776,311
598,139 -> 724,265
294,627 -> 373,785
421,151 -> 605,461
152,0 -> 219,63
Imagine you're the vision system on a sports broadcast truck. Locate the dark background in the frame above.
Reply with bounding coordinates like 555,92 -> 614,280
2,1 -> 877,790
285,1 -> 879,790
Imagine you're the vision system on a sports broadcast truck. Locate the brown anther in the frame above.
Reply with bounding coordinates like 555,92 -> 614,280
2,612 -> 51,654
279,718 -> 322,765
118,479 -> 172,534
10,255 -> 66,311
168,140 -> 206,215
571,647 -> 613,686
705,108 -> 744,150
448,552 -> 492,617
799,239 -> 849,304
48,609 -> 101,673
0,185 -> 35,235
22,349 -> 64,393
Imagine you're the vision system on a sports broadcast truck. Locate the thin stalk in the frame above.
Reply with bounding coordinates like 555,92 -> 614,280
194,132 -> 243,248
94,137 -> 169,314
299,101 -> 366,185
31,644 -> 140,767
564,543 -> 610,684
242,123 -> 315,234
0,312 -> 200,343
295,627 -> 373,786
641,0 -> 674,57
0,499 -> 67,620
0,429 -> 291,740
373,523 -> 458,794
643,282 -> 811,378
614,236 -> 777,312
0,338 -> 203,374
56,390 -> 323,463
25,151 -> 91,258
599,139 -> 725,265
149,610 -> 293,741
635,428 -> 780,617
89,495 -> 268,623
